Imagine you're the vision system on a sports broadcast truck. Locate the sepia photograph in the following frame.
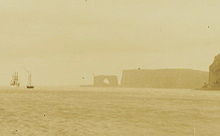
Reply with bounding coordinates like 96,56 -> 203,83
1,0 -> 220,135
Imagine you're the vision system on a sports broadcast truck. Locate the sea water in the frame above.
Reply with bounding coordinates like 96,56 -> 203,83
0,87 -> 220,136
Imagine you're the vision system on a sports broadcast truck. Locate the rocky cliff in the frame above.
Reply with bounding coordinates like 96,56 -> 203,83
121,69 -> 208,89
208,54 -> 220,88
94,75 -> 118,87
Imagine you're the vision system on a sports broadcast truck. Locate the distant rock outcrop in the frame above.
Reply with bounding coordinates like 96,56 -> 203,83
121,69 -> 208,89
208,54 -> 220,88
94,75 -> 118,87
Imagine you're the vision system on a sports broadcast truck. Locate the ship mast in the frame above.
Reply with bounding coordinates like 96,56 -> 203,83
10,72 -> 20,87
28,73 -> 32,86
26,70 -> 34,89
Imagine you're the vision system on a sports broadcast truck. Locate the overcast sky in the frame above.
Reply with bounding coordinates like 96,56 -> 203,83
0,0 -> 220,86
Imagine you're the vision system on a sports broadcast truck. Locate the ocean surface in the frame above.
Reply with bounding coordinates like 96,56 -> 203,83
0,87 -> 220,136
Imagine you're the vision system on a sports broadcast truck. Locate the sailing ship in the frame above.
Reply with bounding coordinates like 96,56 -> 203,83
26,73 -> 34,89
10,72 -> 20,87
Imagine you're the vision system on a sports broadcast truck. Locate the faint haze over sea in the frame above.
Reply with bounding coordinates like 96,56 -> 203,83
0,0 -> 220,86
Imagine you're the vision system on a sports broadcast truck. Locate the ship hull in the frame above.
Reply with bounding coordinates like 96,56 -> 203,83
27,86 -> 34,89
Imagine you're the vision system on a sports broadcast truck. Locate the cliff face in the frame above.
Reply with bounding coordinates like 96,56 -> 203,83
209,54 -> 220,88
121,69 -> 208,89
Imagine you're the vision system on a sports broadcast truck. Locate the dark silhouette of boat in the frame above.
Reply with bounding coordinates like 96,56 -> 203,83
27,85 -> 34,89
26,73 -> 34,89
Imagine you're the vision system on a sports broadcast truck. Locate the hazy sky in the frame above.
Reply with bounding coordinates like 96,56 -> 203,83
0,0 -> 220,86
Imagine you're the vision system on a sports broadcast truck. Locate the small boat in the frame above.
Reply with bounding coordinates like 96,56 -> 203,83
26,73 -> 34,89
